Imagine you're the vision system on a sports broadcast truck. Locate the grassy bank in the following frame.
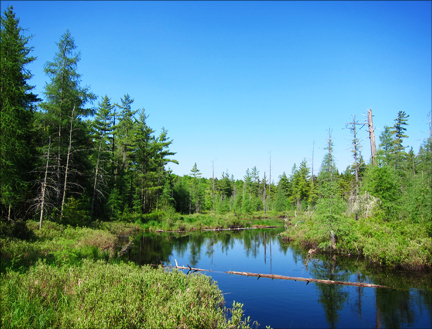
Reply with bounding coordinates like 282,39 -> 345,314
280,213 -> 432,270
0,220 -> 258,328
132,210 -> 284,232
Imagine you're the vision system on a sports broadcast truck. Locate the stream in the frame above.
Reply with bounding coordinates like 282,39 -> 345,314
124,228 -> 431,328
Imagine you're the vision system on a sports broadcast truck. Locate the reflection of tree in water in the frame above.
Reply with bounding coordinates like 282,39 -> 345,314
309,255 -> 351,329
418,289 -> 432,323
290,246 -> 307,266
375,288 -> 415,329
205,236 -> 215,264
172,235 -> 189,259
188,233 -> 205,267
132,234 -> 174,265
352,271 -> 366,318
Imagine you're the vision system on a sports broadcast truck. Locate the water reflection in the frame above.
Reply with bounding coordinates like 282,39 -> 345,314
127,229 -> 431,328
308,255 -> 350,328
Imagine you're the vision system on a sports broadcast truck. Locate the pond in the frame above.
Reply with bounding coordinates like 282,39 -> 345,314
126,228 -> 431,328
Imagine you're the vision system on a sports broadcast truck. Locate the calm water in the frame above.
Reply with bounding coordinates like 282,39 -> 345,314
126,228 -> 431,328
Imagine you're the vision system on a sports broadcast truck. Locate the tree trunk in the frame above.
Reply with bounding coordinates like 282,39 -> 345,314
60,105 -> 75,217
39,136 -> 51,230
263,172 -> 266,214
91,133 -> 103,220
367,108 -> 377,165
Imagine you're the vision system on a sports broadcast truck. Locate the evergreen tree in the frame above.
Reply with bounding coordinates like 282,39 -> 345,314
377,126 -> 394,167
391,111 -> 409,171
0,6 -> 39,220
39,30 -> 96,220
189,163 -> 202,213
316,130 -> 345,246
90,95 -> 115,219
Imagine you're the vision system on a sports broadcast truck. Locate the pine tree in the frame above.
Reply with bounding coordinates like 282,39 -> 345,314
0,6 -> 39,220
391,111 -> 409,171
316,130 -> 345,246
90,95 -> 115,219
190,163 -> 202,213
377,126 -> 394,167
39,30 -> 96,219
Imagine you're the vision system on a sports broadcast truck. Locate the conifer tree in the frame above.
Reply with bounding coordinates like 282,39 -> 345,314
377,126 -> 394,167
391,111 -> 409,171
0,6 -> 39,220
90,95 -> 115,219
39,30 -> 96,219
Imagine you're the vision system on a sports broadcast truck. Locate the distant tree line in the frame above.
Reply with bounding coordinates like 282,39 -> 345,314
1,6 -> 431,227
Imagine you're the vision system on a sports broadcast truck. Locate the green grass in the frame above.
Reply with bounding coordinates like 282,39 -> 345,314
1,259 -> 255,328
281,214 -> 432,270
136,211 -> 284,232
0,220 -> 259,328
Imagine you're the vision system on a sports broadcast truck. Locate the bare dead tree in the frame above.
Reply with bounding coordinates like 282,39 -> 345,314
39,136 -> 51,230
367,108 -> 377,165
60,105 -> 75,217
263,171 -> 267,214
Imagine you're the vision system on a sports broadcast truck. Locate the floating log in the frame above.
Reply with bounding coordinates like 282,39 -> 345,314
225,271 -> 389,289
149,261 -> 390,289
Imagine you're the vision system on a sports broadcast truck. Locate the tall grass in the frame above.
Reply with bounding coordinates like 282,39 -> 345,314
1,260 -> 254,328
0,220 -> 259,328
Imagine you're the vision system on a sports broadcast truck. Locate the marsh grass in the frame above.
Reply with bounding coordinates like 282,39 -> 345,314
0,220 -> 259,328
281,214 -> 432,270
1,259 -> 255,328
137,211 -> 284,232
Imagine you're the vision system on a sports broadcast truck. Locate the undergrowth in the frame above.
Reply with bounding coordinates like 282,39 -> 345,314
0,260 -> 255,328
281,214 -> 432,270
0,220 -> 259,328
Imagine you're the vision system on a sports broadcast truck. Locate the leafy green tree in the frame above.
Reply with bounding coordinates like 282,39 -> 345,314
0,6 -> 39,220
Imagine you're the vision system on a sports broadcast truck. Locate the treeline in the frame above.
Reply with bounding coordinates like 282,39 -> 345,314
1,7 -> 431,227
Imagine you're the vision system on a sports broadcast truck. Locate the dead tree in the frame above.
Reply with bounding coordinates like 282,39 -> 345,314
39,137 -> 51,230
367,108 -> 377,165
60,105 -> 75,217
263,172 -> 267,214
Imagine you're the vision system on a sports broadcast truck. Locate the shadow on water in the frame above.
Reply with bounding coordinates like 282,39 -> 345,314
125,228 -> 431,328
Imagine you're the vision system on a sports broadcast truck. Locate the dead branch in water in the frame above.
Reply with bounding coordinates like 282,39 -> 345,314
118,241 -> 133,257
149,261 -> 390,289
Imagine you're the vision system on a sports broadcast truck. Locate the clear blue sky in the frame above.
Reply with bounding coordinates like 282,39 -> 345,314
2,1 -> 431,182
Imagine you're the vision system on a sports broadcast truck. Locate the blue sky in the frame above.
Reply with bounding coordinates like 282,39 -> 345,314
2,1 -> 431,182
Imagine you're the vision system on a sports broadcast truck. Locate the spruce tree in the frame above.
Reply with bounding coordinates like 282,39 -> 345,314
0,6 -> 39,220
391,111 -> 409,171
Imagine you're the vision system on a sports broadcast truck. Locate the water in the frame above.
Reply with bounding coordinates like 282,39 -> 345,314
126,228 -> 432,328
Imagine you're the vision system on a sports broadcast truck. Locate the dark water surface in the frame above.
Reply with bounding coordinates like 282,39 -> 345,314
127,228 -> 431,328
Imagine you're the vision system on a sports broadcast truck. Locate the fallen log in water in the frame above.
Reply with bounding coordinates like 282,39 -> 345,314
148,261 -> 390,289
225,271 -> 389,289
118,240 -> 133,257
